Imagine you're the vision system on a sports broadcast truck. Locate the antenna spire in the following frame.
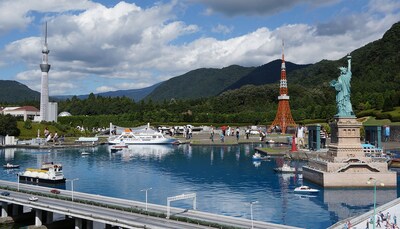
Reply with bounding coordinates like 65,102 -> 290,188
281,39 -> 285,61
44,21 -> 48,45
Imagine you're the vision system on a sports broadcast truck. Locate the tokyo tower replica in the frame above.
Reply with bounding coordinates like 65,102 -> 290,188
268,41 -> 296,134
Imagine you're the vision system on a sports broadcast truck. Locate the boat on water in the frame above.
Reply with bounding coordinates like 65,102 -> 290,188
389,158 -> 400,168
108,127 -> 178,145
18,162 -> 66,184
252,152 -> 270,161
294,185 -> 319,194
81,152 -> 91,155
110,142 -> 128,153
273,163 -> 299,173
3,163 -> 20,169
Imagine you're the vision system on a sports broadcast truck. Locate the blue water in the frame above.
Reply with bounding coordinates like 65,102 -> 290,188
1,144 -> 399,229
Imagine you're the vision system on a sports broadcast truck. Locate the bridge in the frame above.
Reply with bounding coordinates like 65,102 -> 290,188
0,180 -> 301,229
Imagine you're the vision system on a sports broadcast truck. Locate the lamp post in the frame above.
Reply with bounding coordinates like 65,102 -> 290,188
367,177 -> 384,229
17,174 -> 20,191
250,201 -> 258,229
67,178 -> 79,202
140,188 -> 152,211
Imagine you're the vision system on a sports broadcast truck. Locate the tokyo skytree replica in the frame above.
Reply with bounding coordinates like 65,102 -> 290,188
39,22 -> 51,121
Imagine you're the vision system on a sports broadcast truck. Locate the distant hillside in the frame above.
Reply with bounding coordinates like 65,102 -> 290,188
211,21 -> 400,119
289,21 -> 400,91
0,80 -> 40,103
54,82 -> 161,101
223,59 -> 311,92
145,65 -> 255,101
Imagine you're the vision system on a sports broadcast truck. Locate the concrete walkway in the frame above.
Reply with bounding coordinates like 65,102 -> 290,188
329,197 -> 400,229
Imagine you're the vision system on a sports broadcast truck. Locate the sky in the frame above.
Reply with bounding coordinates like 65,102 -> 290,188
0,0 -> 399,96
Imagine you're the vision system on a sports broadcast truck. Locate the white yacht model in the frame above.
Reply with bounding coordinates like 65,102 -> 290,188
108,127 -> 178,145
273,163 -> 299,173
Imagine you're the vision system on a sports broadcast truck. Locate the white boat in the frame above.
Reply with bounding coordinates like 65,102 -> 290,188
273,163 -> 299,173
19,162 -> 66,184
110,142 -> 128,153
294,185 -> 319,194
81,152 -> 91,155
252,152 -> 270,161
3,163 -> 20,169
108,127 -> 178,145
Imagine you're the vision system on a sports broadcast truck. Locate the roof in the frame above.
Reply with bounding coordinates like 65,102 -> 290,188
14,106 -> 39,112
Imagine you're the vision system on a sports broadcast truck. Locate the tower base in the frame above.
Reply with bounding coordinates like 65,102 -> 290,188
303,116 -> 397,188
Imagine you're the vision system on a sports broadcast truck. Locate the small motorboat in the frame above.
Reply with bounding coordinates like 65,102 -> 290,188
110,143 -> 128,153
81,152 -> 91,156
273,163 -> 298,173
294,185 -> 319,194
388,158 -> 400,168
252,152 -> 271,161
3,163 -> 20,169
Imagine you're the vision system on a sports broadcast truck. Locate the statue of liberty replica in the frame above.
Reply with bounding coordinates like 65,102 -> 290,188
330,55 -> 355,117
302,53 -> 396,188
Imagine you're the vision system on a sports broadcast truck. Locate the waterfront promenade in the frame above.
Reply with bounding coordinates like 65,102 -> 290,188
329,197 -> 400,229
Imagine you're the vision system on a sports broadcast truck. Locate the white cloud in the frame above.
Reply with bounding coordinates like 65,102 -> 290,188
0,0 -> 96,34
1,0 -> 399,95
96,86 -> 115,93
212,24 -> 234,34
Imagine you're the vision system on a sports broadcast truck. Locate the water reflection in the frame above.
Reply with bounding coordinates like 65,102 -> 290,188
1,144 -> 400,229
108,144 -> 175,161
323,188 -> 397,220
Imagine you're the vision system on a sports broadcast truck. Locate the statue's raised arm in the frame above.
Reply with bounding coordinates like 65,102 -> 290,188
347,54 -> 351,72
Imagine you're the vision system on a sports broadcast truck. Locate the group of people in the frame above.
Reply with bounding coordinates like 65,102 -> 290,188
296,124 -> 329,149
210,126 -> 241,143
366,211 -> 399,229
44,127 -> 63,143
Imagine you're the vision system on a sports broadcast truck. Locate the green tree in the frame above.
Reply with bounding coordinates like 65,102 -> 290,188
0,114 -> 20,136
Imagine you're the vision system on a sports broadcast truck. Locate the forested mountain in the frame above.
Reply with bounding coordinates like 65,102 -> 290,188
53,82 -> 161,102
57,21 -> 400,127
222,60 -> 311,92
0,80 -> 40,103
144,65 -> 255,101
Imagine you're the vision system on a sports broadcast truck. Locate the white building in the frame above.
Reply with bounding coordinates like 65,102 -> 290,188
0,106 -> 40,121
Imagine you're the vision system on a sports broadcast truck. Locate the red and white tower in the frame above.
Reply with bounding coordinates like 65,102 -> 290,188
269,41 -> 296,134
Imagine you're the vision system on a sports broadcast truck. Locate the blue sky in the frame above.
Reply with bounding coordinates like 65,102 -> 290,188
0,0 -> 399,96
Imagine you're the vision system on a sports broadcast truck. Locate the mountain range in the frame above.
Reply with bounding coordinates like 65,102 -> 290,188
1,21 -> 399,105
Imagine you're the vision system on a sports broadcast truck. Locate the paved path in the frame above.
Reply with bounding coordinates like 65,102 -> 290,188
329,197 -> 400,229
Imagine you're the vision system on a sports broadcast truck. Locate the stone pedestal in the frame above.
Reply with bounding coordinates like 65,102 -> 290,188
303,117 -> 397,187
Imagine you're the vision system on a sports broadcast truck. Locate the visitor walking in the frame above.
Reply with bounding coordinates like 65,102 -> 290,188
236,127 -> 240,141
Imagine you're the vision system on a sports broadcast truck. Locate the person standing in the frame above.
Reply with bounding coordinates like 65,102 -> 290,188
210,126 -> 214,142
245,128 -> 250,139
235,127 -> 240,141
320,127 -> 327,148
384,125 -> 390,142
220,132 -> 224,143
296,124 -> 305,149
